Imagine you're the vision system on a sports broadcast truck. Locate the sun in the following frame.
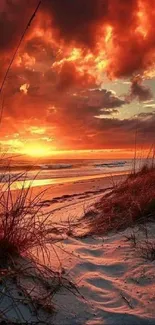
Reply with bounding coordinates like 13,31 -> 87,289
22,143 -> 51,157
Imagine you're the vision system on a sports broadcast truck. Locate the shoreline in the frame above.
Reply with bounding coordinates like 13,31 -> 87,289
9,173 -> 127,208
33,173 -> 127,223
0,173 -> 128,223
1,170 -> 129,191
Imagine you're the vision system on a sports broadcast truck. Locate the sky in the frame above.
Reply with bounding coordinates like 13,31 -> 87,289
0,0 -> 155,159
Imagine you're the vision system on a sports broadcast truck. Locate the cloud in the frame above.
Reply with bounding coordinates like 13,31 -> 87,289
85,89 -> 126,109
0,1 -> 38,54
137,111 -> 155,120
41,0 -> 155,79
54,61 -> 96,91
28,126 -> 46,135
1,0 -> 155,153
130,77 -> 153,102
46,111 -> 155,150
144,104 -> 155,110
1,100 -> 155,151
0,1 -> 40,83
2,0 -> 155,84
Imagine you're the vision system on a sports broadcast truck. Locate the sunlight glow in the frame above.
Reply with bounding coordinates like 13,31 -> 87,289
21,143 -> 51,157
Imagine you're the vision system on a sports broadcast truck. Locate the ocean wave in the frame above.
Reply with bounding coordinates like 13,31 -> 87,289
39,164 -> 73,170
95,161 -> 127,168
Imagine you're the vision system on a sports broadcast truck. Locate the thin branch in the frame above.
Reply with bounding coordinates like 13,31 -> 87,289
0,1 -> 42,119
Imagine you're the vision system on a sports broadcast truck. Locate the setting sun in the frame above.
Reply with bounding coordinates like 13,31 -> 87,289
21,143 -> 51,157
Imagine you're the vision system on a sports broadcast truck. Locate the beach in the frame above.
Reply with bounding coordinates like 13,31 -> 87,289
0,159 -> 130,221
1,161 -> 155,325
32,171 -> 155,325
53,225 -> 155,325
42,167 -> 155,325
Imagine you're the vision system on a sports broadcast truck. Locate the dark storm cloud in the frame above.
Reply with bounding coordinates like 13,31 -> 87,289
137,111 -> 155,119
42,0 -> 108,47
84,89 -> 125,109
0,1 -> 38,53
3,68 -> 155,150
46,110 -> 155,150
130,78 -> 153,102
2,0 -> 155,79
42,0 -> 155,78
54,61 -> 96,91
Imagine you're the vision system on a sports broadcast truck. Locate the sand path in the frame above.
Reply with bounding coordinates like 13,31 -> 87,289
43,181 -> 155,325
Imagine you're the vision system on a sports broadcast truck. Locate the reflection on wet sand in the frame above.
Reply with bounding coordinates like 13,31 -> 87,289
2,171 -> 129,191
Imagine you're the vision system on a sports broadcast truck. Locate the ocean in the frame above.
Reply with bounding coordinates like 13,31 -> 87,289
0,158 -> 148,190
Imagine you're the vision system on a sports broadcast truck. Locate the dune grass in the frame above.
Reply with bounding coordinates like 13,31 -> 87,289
0,170 -> 78,324
83,164 -> 155,236
0,177 -> 57,264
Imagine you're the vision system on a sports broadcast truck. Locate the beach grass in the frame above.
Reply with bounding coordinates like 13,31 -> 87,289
83,164 -> 155,236
0,171 -> 77,324
0,177 -> 54,264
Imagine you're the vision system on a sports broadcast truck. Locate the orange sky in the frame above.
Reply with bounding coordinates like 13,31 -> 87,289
0,0 -> 155,159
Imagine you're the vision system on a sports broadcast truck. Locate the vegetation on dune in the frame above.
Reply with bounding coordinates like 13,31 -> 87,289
0,178 -> 56,263
82,163 -> 155,261
83,164 -> 155,236
0,172 -> 78,324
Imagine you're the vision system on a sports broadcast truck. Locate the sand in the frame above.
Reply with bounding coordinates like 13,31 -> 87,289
38,174 -> 155,325
52,227 -> 155,325
1,173 -> 155,324
30,173 -> 126,222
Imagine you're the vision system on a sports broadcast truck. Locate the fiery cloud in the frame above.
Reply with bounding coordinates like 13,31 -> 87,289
1,0 -> 155,83
1,0 -> 155,154
40,0 -> 155,80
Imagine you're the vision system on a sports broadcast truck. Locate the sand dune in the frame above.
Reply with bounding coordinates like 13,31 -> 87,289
1,174 -> 155,324
53,228 -> 155,325
41,185 -> 155,325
